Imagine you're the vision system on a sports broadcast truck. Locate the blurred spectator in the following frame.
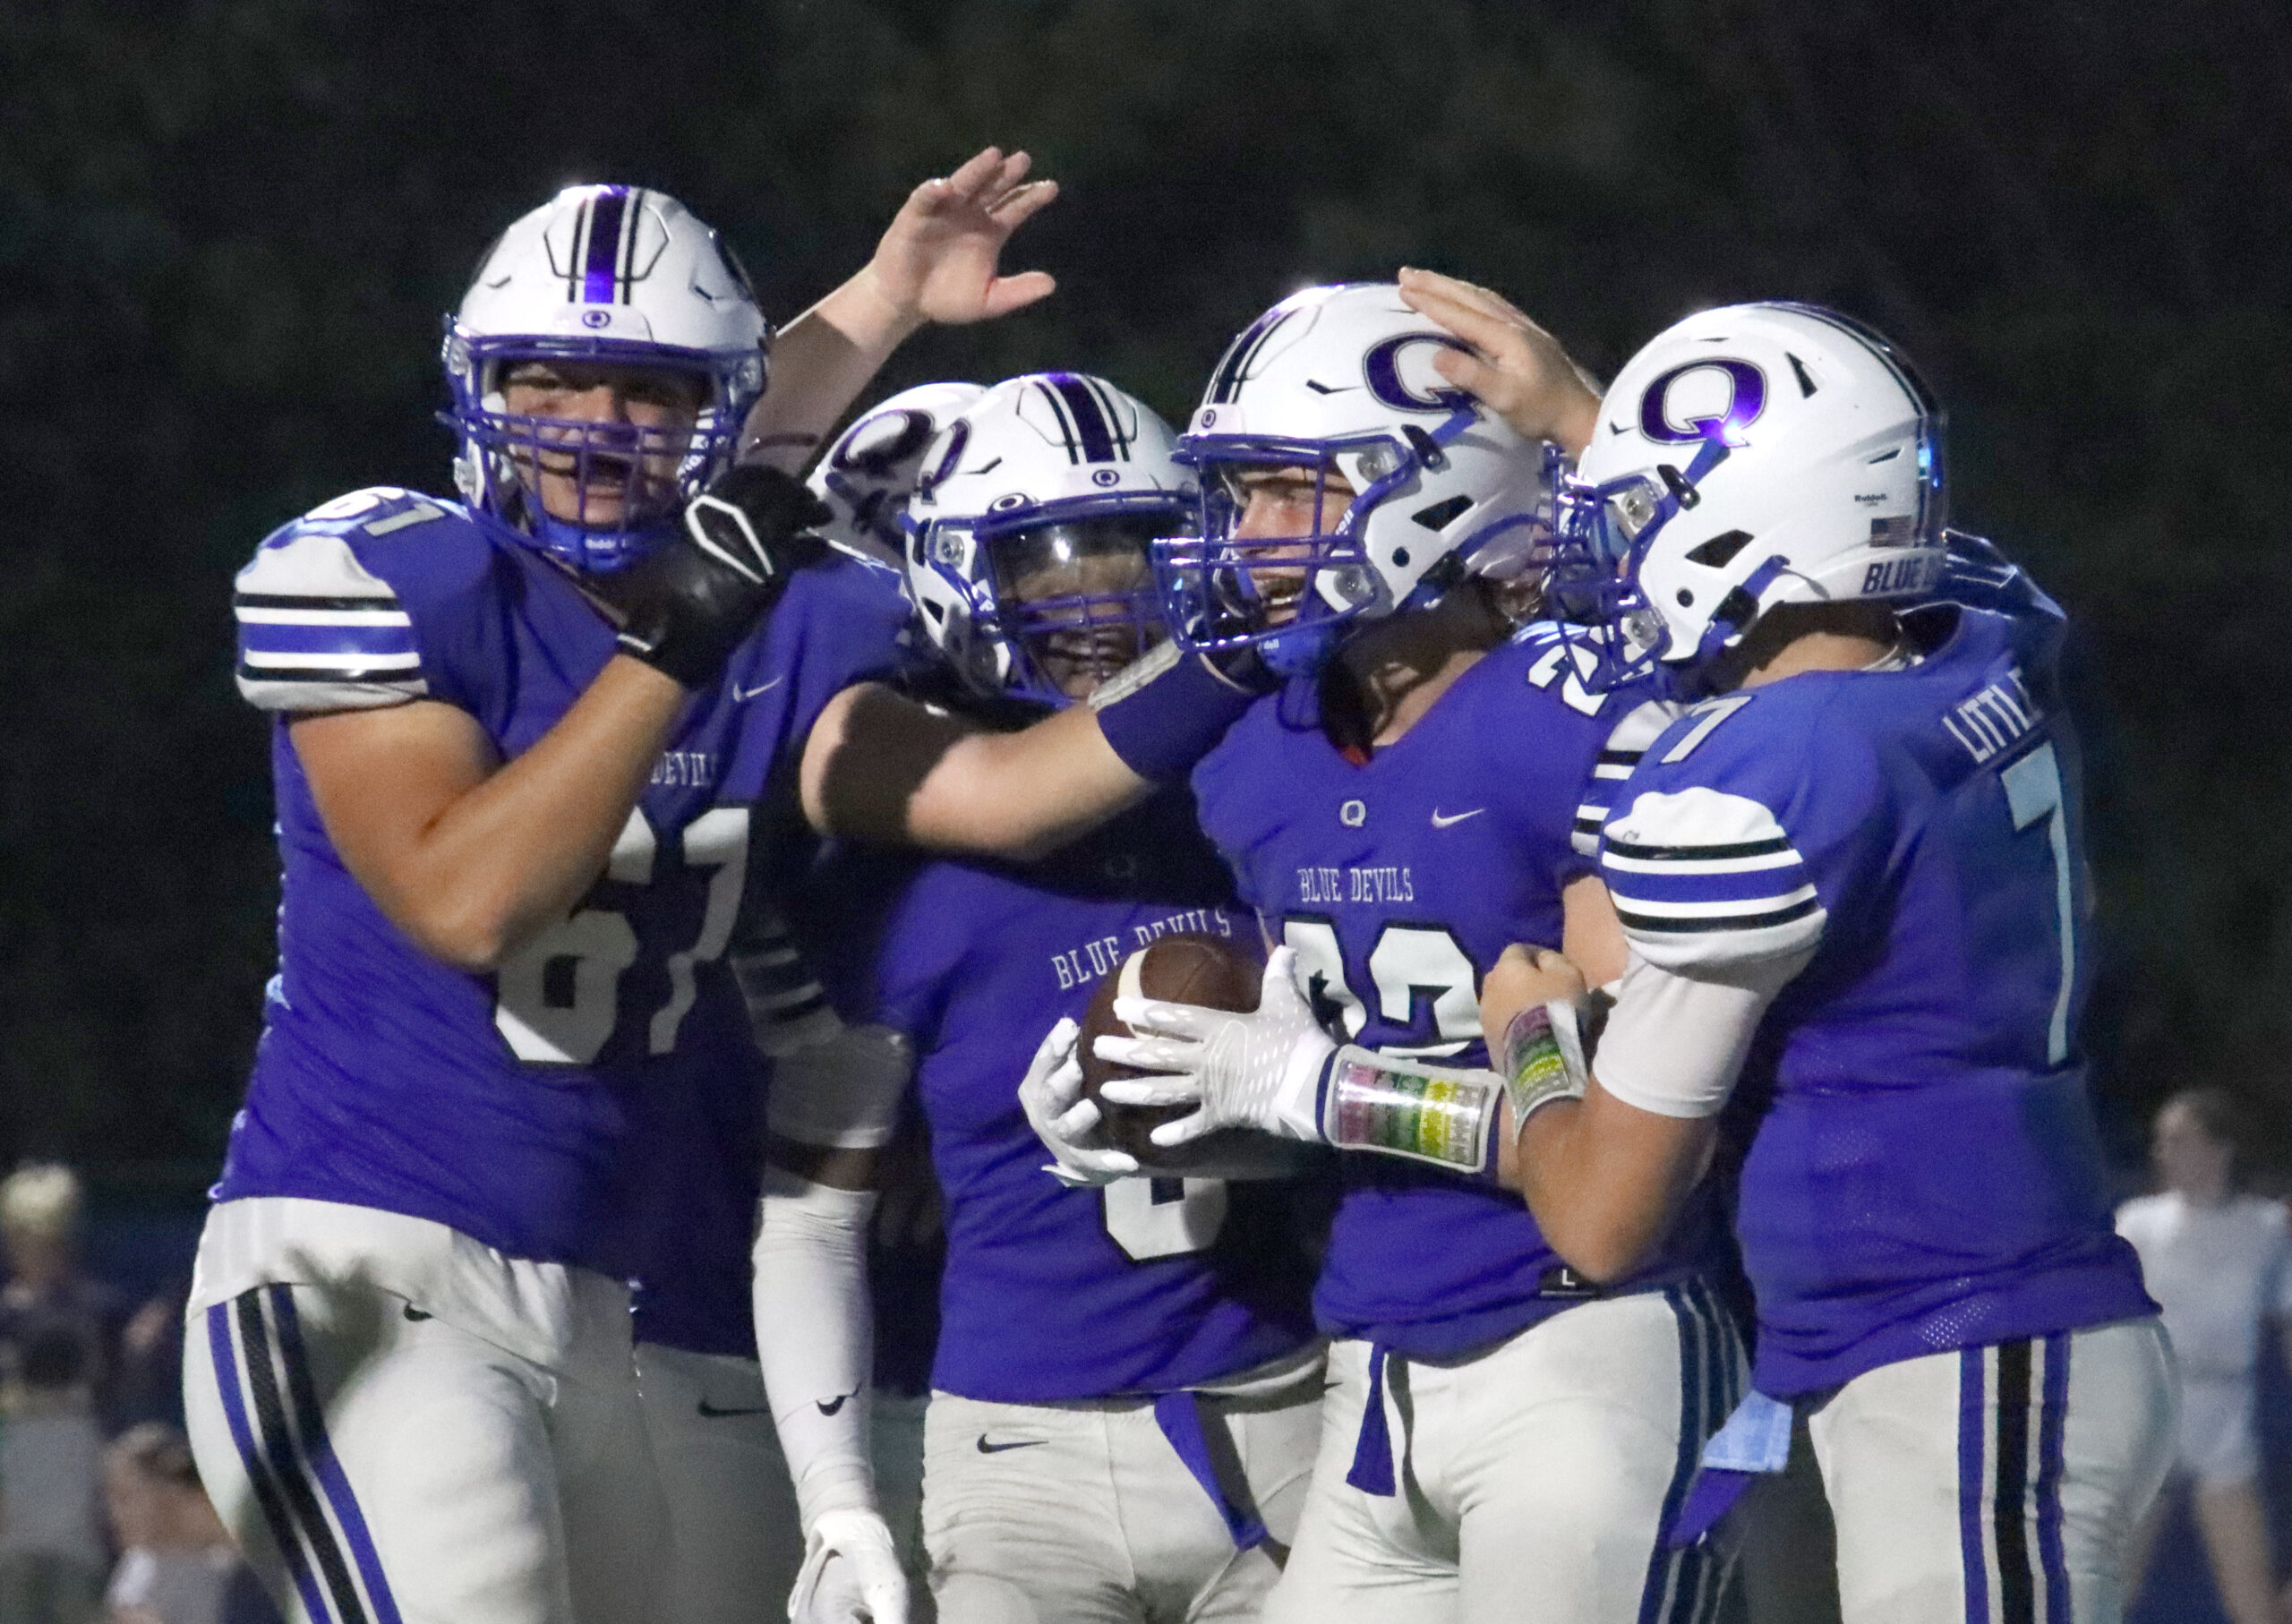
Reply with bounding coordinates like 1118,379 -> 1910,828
99,1425 -> 270,1624
0,1168 -> 125,1431
2117,1089 -> 2292,1624
0,1325 -> 107,1624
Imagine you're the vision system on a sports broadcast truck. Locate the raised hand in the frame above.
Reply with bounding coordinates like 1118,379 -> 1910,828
863,147 -> 1059,330
1396,267 -> 1603,457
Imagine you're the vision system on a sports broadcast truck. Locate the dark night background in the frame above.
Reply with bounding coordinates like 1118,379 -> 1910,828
3,2 -> 2287,1616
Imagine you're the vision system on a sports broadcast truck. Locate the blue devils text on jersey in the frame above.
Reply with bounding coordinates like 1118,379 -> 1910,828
225,486 -> 909,1277
1192,628 -> 1709,1358
796,790 -> 1319,1403
1598,605 -> 2155,1397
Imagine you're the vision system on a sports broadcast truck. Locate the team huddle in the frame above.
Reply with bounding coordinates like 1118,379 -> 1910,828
198,149 -> 2177,1624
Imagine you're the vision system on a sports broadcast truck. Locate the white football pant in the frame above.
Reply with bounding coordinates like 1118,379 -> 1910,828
1807,1318 -> 2177,1624
634,1342 -> 804,1624
184,1268 -> 664,1624
920,1352 -> 1324,1624
1267,1283 -> 1743,1624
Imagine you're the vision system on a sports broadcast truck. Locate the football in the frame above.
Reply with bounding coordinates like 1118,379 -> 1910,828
1077,934 -> 1261,1160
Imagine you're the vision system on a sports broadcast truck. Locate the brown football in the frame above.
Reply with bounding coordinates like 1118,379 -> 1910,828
1078,934 -> 1262,1161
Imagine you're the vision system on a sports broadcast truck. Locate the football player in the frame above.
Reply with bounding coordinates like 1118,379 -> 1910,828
1049,283 -> 1742,1624
1464,301 -> 2176,1624
622,382 -> 986,1624
192,157 -> 1055,1624
755,372 -> 1324,1624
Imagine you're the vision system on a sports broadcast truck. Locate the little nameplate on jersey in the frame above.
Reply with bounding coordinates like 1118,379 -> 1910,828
1079,934 -> 1261,1160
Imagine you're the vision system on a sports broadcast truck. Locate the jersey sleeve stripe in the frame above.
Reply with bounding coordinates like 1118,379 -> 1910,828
1611,883 -> 1820,921
1604,786 -> 1828,970
239,623 -> 418,658
1605,834 -> 1792,862
1615,896 -> 1822,935
234,593 -> 404,613
1602,847 -> 1803,876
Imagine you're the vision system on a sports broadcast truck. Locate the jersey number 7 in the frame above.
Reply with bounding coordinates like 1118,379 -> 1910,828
2002,742 -> 2075,1066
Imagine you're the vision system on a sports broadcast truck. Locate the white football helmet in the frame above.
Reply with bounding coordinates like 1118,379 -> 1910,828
1164,282 -> 1552,676
806,383 -> 986,566
1551,302 -> 1946,682
904,373 -> 1194,706
443,184 -> 769,573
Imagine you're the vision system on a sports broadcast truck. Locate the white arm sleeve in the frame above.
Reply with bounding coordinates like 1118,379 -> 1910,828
1593,946 -> 1814,1120
764,1022 -> 912,1150
753,1166 -> 880,1532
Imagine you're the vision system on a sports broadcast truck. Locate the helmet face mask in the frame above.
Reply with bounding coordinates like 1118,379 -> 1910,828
1164,284 -> 1552,679
904,374 -> 1194,708
442,186 -> 769,575
981,513 -> 1167,700
1550,302 -> 1946,690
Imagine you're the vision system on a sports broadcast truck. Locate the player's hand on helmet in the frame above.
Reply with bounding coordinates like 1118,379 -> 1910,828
1018,1017 -> 1142,1187
606,465 -> 831,689
1095,947 -> 1338,1148
863,147 -> 1059,331
1396,268 -> 1603,457
789,1508 -> 906,1624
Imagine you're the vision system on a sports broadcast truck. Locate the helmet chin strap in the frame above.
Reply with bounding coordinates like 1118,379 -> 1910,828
530,509 -> 677,575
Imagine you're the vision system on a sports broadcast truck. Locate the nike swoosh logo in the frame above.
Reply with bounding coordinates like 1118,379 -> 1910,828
1608,421 -> 1630,436
1430,808 -> 1485,828
976,1436 -> 1047,1455
1304,380 -> 1356,396
732,676 -> 784,702
816,1391 -> 855,1417
402,1303 -> 432,1322
696,1400 -> 771,1418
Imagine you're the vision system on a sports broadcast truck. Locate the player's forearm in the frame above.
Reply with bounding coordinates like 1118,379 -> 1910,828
904,713 -> 1153,857
739,272 -> 922,474
753,1164 -> 883,1528
805,681 -> 1152,858
329,659 -> 685,970
1506,1085 -> 1714,1282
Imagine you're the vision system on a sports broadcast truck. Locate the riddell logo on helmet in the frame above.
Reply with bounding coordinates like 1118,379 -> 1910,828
1638,360 -> 1766,448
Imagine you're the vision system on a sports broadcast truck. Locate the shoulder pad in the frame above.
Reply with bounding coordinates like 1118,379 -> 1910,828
233,493 -> 444,712
1571,696 -> 1687,858
1602,785 -> 1826,973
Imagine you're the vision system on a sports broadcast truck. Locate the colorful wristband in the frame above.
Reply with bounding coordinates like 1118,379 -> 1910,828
1090,643 -> 1266,782
1320,1047 -> 1501,1172
1500,1002 -> 1589,1132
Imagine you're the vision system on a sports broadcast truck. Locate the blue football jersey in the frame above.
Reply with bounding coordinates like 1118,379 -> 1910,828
1191,628 -> 1711,1359
795,789 -> 1320,1403
1598,605 -> 2155,1397
222,486 -> 909,1278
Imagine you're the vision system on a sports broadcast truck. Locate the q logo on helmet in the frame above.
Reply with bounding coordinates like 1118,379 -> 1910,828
1363,333 -> 1476,414
1638,360 -> 1766,448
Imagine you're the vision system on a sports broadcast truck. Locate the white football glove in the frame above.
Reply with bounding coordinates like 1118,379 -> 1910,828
1093,947 -> 1337,1147
1017,1017 -> 1141,1187
789,1508 -> 907,1624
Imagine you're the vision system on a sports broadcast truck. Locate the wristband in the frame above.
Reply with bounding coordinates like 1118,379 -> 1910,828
1321,1047 -> 1502,1172
1090,642 -> 1267,782
1500,1002 -> 1589,1133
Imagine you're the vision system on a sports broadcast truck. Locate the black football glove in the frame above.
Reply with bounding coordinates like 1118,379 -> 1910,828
607,465 -> 832,690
